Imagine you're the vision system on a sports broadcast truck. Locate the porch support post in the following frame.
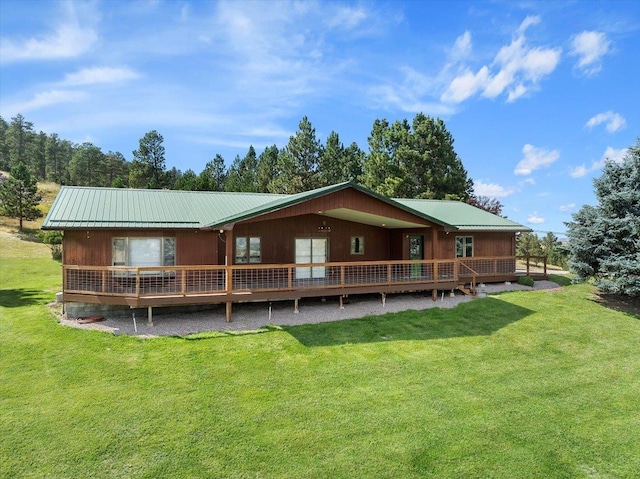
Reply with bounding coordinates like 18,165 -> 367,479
225,302 -> 232,323
294,298 -> 299,314
225,229 -> 234,293
431,226 -> 438,260
432,288 -> 437,301
339,296 -> 344,310
147,306 -> 153,326
381,293 -> 386,307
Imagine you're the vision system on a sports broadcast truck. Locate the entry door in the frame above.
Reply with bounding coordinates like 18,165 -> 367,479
409,235 -> 424,278
295,238 -> 328,279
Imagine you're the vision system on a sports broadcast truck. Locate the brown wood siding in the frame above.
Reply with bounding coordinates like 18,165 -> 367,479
234,214 -> 392,263
432,231 -> 516,259
63,230 -> 218,266
240,188 -> 432,226
472,232 -> 516,256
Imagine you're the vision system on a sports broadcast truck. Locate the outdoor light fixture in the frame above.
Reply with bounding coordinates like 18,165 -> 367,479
318,221 -> 331,232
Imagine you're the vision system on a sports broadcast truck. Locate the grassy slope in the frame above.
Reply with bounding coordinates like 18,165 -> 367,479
1,236 -> 640,478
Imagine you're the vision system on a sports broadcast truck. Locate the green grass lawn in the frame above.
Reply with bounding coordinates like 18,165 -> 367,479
1,236 -> 639,478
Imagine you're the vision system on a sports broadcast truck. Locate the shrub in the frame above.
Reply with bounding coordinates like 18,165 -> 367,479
518,275 -> 535,287
38,230 -> 63,261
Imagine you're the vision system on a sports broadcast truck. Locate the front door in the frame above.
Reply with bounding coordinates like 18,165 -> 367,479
409,235 -> 424,278
295,238 -> 328,279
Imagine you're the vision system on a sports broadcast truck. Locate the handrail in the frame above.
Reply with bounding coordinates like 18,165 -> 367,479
61,256 -> 534,299
458,262 -> 478,294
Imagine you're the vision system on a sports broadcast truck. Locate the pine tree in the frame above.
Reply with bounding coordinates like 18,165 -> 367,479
567,140 -> 640,296
0,163 -> 42,231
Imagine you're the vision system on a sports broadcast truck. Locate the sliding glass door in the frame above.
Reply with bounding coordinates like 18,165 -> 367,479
295,238 -> 328,279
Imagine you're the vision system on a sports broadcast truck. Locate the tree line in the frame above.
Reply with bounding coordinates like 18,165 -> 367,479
0,113 -> 488,203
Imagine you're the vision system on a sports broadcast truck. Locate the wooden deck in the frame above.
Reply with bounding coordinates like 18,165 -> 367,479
62,256 -> 547,313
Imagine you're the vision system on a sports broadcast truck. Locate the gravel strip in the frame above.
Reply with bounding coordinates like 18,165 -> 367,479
60,280 -> 561,337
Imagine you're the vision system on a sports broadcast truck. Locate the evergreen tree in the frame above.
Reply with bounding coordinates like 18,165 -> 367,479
199,154 -> 226,191
174,169 -> 199,190
269,117 -> 321,193
256,146 -> 278,193
104,151 -> 129,187
0,163 -> 42,231
225,146 -> 258,192
33,131 -> 47,180
516,232 -> 543,258
69,143 -> 106,186
540,231 -> 567,268
363,113 -> 473,200
7,114 -> 35,171
317,132 -> 364,187
0,116 -> 10,171
566,140 -> 640,296
130,130 -> 167,189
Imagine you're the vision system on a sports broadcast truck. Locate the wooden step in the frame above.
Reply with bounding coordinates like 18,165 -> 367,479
457,284 -> 473,296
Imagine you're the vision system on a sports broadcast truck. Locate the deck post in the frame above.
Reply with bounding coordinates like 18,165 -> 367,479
225,229 -> 234,293
432,288 -> 437,301
544,256 -> 548,278
225,302 -> 232,322
381,293 -> 386,307
147,306 -> 153,326
339,296 -> 344,310
294,298 -> 299,314
526,256 -> 530,276
431,226 -> 438,260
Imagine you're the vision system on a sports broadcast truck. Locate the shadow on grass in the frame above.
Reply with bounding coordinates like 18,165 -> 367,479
0,289 -> 47,307
591,293 -> 640,319
284,297 -> 533,347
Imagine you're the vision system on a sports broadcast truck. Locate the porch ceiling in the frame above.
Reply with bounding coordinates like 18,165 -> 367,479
321,207 -> 428,229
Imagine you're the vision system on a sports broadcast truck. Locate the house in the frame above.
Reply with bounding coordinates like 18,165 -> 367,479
42,182 -> 536,321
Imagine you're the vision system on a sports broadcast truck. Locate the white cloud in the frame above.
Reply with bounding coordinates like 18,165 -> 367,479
441,16 -> 561,104
369,67 -> 456,115
451,31 -> 472,61
8,90 -> 86,112
326,6 -> 369,30
520,177 -> 536,186
62,67 -> 141,86
570,31 -> 611,75
527,213 -> 545,224
0,2 -> 97,63
585,111 -> 626,133
514,144 -> 560,176
570,146 -> 628,178
559,203 -> 576,212
569,164 -> 590,178
474,180 -> 514,198
210,1 -> 388,108
440,66 -> 490,103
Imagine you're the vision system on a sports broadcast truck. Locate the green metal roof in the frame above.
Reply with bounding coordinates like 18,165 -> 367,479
42,186 -> 285,229
42,183 -> 531,232
395,198 -> 531,232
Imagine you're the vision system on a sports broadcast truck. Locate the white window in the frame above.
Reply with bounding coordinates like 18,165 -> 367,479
455,236 -> 473,258
112,237 -> 175,266
235,237 -> 261,263
351,236 -> 364,255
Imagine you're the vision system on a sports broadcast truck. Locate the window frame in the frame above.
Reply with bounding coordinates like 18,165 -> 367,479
235,236 -> 261,264
455,236 -> 474,258
350,236 -> 365,255
111,237 -> 176,267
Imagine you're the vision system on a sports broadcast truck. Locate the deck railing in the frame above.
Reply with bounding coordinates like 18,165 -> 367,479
62,256 -> 536,299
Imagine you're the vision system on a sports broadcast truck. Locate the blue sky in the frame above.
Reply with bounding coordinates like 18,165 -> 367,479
1,0 -> 638,236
